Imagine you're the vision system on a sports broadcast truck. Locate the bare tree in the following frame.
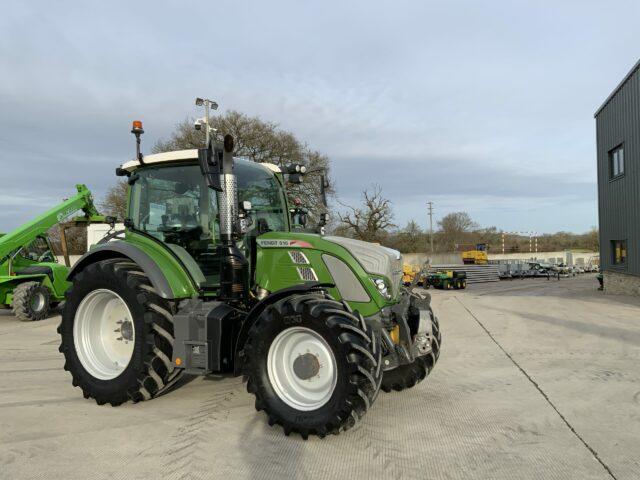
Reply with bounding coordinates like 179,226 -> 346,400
438,212 -> 478,235
48,225 -> 87,255
338,185 -> 395,242
100,180 -> 128,220
153,111 -> 332,218
397,220 -> 425,252
436,211 -> 479,250
584,227 -> 599,251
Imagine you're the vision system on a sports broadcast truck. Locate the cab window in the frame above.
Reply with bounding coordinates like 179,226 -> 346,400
21,237 -> 55,262
236,161 -> 288,232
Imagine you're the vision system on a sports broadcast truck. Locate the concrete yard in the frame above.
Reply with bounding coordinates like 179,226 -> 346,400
1,275 -> 638,480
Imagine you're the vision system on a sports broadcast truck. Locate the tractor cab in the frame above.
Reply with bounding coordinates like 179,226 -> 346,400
122,149 -> 290,290
124,154 -> 289,288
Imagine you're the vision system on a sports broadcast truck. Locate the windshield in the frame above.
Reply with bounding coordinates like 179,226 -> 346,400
236,161 -> 288,232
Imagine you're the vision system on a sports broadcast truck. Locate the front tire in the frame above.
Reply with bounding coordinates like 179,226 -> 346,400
13,281 -> 51,321
381,307 -> 441,393
58,259 -> 178,406
243,293 -> 382,438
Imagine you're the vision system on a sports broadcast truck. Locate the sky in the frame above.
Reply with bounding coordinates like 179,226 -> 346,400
0,1 -> 638,235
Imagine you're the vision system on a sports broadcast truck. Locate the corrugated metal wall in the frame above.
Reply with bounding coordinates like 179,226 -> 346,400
596,63 -> 640,276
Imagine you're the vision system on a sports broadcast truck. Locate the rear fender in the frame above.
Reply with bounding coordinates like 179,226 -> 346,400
68,241 -> 197,299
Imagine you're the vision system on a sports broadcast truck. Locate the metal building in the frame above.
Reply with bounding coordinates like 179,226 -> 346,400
595,59 -> 640,295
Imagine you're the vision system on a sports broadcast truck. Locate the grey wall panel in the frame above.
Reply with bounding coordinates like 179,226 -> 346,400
596,65 -> 640,276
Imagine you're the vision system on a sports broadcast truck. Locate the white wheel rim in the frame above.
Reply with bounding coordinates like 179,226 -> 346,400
31,292 -> 46,312
73,289 -> 135,380
267,326 -> 337,411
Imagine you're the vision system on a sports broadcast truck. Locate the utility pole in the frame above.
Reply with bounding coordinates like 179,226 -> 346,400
427,201 -> 434,254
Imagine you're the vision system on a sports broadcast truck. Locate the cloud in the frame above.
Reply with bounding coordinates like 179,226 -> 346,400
0,0 -> 638,232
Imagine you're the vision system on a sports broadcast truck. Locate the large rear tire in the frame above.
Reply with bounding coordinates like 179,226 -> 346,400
13,281 -> 51,322
58,259 -> 178,406
243,293 -> 382,438
381,307 -> 441,393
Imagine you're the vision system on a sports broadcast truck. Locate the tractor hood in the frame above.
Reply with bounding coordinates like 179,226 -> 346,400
324,236 -> 403,296
254,231 -> 404,315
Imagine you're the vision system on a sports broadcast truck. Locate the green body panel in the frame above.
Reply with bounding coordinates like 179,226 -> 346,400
122,231 -> 199,299
254,231 -> 397,317
0,264 -> 69,305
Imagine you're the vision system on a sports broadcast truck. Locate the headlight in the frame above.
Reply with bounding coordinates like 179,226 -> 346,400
373,278 -> 391,299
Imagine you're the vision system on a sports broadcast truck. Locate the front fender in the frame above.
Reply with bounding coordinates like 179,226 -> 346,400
68,241 -> 197,299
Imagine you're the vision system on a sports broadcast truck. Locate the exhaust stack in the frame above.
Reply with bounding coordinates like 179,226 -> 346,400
216,134 -> 248,302
195,98 -> 248,303
218,135 -> 239,244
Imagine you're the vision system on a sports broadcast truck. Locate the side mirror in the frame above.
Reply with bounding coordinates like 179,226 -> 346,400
198,145 -> 223,192
290,207 -> 308,228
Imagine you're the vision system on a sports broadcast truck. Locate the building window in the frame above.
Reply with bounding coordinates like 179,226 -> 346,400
611,239 -> 627,265
609,145 -> 624,178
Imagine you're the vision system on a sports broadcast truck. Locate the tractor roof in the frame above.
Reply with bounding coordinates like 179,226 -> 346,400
120,149 -> 282,174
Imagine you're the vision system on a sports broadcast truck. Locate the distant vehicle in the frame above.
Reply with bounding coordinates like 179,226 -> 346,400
551,263 -> 572,276
461,243 -> 488,265
0,185 -> 106,321
424,270 -> 467,289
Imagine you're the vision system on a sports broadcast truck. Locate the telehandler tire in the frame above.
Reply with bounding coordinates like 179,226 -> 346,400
243,292 -> 382,438
381,307 -> 441,393
13,281 -> 51,321
58,259 -> 178,406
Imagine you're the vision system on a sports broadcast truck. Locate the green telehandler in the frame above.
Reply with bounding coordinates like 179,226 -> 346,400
0,185 -> 105,321
58,102 -> 442,438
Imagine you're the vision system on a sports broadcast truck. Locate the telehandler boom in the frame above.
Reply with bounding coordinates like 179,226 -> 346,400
0,184 -> 105,321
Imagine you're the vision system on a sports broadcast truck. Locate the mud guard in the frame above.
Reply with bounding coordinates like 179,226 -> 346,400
67,242 -> 174,299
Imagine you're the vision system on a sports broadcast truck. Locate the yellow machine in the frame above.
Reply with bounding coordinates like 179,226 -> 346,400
462,243 -> 488,264
402,264 -> 421,285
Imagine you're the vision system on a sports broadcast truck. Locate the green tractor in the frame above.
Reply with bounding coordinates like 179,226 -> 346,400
0,185 -> 104,321
58,103 -> 442,437
425,270 -> 467,290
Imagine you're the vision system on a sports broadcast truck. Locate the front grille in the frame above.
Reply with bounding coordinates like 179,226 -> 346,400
288,250 -> 310,264
297,267 -> 318,282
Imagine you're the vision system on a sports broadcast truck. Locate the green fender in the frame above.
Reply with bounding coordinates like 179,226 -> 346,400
68,233 -> 199,299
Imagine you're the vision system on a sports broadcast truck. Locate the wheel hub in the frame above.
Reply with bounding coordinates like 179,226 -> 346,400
73,289 -> 135,380
267,326 -> 338,411
117,320 -> 134,342
292,352 -> 321,380
31,292 -> 46,313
